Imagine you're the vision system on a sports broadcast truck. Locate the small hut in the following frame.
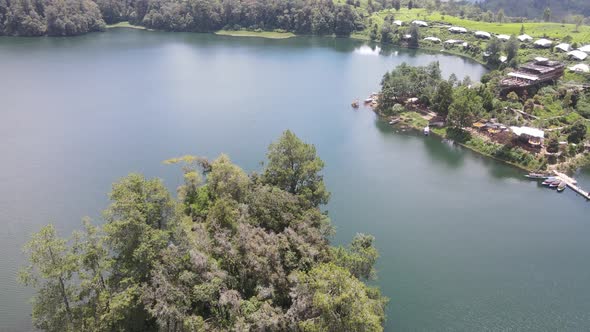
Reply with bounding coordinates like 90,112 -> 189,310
534,39 -> 553,48
518,34 -> 533,42
424,37 -> 441,43
497,34 -> 511,41
412,20 -> 428,27
568,50 -> 588,61
555,43 -> 571,52
475,31 -> 491,39
448,26 -> 467,33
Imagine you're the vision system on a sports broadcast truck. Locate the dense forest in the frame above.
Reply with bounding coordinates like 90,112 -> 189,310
20,131 -> 387,332
0,0 -> 367,36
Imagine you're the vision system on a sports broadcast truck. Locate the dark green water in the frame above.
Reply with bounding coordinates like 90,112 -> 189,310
0,29 -> 588,331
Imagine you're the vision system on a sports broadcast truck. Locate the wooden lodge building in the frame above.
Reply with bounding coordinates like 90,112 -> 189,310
500,59 -> 565,93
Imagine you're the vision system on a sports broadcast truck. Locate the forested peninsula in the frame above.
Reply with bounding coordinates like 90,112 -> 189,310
20,131 -> 388,332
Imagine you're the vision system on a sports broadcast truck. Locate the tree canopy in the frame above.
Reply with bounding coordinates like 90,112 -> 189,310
20,131 -> 387,332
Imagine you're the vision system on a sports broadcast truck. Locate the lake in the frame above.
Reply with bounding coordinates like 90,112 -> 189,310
0,29 -> 588,331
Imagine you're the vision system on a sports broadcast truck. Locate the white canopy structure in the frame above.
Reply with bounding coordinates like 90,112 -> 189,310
534,39 -> 553,48
474,31 -> 491,39
578,45 -> 590,53
569,64 -> 590,73
534,57 -> 549,62
412,20 -> 428,27
500,56 -> 508,63
511,126 -> 545,139
568,50 -> 588,61
448,26 -> 467,33
424,37 -> 441,43
518,34 -> 533,42
555,43 -> 571,52
393,20 -> 403,26
444,39 -> 463,44
497,34 -> 511,41
462,42 -> 469,47
508,72 -> 539,81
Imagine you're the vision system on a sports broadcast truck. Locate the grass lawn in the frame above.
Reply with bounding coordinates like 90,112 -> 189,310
368,8 -> 590,43
106,22 -> 147,30
215,30 -> 295,39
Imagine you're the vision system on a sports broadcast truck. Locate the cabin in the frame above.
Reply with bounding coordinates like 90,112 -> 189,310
475,31 -> 491,39
500,59 -> 565,91
534,39 -> 553,48
448,26 -> 467,33
497,34 -> 511,41
412,20 -> 428,27
569,64 -> 590,73
518,34 -> 533,42
578,45 -> 590,53
444,39 -> 463,45
568,50 -> 588,61
555,43 -> 571,52
424,37 -> 441,43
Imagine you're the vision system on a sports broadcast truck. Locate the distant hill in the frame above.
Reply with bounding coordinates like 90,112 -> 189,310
479,0 -> 590,21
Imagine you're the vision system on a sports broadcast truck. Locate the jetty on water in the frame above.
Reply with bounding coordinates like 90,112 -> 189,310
553,171 -> 590,200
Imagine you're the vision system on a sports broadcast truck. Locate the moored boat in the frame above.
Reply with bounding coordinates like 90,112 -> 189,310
423,126 -> 430,136
549,180 -> 561,188
542,177 -> 557,186
525,172 -> 549,179
557,182 -> 567,192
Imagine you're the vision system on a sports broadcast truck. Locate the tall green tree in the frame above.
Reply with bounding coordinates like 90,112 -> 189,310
289,263 -> 387,332
262,130 -> 330,207
432,80 -> 454,116
19,225 -> 79,331
447,87 -> 483,129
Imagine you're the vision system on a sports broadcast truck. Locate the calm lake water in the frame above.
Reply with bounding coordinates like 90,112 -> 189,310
1,29 -> 589,331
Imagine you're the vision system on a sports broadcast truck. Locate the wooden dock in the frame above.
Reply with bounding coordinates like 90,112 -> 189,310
553,171 -> 590,200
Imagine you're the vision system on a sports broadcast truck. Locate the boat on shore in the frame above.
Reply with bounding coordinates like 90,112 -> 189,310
389,118 -> 401,125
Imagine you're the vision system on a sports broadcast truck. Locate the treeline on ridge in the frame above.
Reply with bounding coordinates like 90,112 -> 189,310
0,0 -> 366,36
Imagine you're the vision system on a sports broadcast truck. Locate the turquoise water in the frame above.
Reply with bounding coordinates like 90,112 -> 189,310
0,29 -> 588,331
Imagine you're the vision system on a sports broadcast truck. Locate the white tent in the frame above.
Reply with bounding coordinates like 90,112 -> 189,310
568,50 -> 588,61
424,37 -> 441,43
474,31 -> 491,39
500,56 -> 508,63
578,45 -> 590,53
511,126 -> 544,139
518,34 -> 533,42
393,20 -> 403,26
402,34 -> 412,40
497,34 -> 511,41
412,20 -> 428,27
569,64 -> 590,73
444,39 -> 463,44
448,26 -> 467,33
534,38 -> 553,48
555,43 -> 571,52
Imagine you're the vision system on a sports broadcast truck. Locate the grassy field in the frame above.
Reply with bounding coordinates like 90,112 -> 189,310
215,30 -> 295,39
106,22 -> 148,30
367,8 -> 590,43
